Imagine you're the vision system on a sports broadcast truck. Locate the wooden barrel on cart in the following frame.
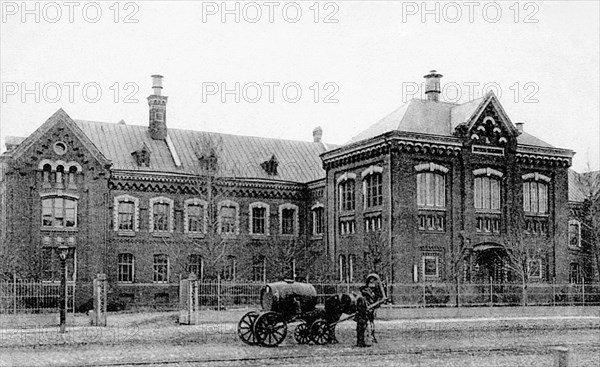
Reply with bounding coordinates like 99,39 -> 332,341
260,280 -> 318,319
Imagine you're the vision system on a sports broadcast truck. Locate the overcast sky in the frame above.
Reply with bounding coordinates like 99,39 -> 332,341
1,1 -> 598,172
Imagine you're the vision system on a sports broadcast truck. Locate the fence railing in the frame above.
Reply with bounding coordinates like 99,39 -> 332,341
1,280 -> 598,314
193,280 -> 600,310
0,280 -> 75,314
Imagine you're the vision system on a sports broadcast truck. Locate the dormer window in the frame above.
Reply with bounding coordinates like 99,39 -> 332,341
261,155 -> 278,175
132,143 -> 152,167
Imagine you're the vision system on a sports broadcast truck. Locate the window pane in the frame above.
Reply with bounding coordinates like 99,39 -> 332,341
188,204 -> 203,233
282,208 -> 294,234
491,179 -> 500,210
523,182 -> 531,212
530,182 -> 538,213
252,207 -> 265,234
220,206 -> 236,234
474,178 -> 482,209
539,183 -> 548,214
153,203 -> 169,231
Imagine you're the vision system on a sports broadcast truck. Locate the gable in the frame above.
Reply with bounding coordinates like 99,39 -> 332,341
2,109 -> 111,173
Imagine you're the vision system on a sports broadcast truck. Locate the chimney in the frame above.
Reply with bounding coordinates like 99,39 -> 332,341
423,70 -> 443,102
313,126 -> 323,143
147,75 -> 168,140
516,122 -> 524,132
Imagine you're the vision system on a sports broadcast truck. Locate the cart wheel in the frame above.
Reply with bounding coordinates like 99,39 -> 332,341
254,311 -> 288,347
294,322 -> 311,344
237,310 -> 259,345
310,319 -> 330,345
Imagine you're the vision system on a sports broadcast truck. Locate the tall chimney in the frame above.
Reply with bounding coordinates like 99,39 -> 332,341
313,126 -> 323,143
147,75 -> 168,140
516,122 -> 524,132
423,70 -> 443,102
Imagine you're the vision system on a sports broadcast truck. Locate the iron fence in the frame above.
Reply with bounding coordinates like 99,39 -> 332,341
194,280 -> 600,310
0,280 -> 75,314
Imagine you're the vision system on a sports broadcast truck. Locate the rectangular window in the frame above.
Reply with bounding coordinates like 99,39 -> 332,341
118,202 -> 134,231
41,248 -> 75,282
365,173 -> 383,208
118,253 -> 134,283
569,263 -> 580,284
188,254 -> 203,279
281,208 -> 295,235
313,208 -> 324,235
220,206 -> 236,234
340,180 -> 356,211
423,255 -> 439,278
474,176 -> 501,211
364,214 -> 383,233
187,204 -> 204,233
153,254 -> 169,283
569,221 -> 581,247
42,197 -> 77,228
153,203 -> 169,232
252,207 -> 266,234
252,257 -> 265,282
529,259 -> 542,278
523,181 -> 549,214
222,256 -> 236,281
339,218 -> 356,235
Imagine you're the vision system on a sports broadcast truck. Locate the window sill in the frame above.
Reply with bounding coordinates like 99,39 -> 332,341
568,245 -> 582,251
117,282 -> 135,285
339,210 -> 355,217
152,282 -> 171,285
364,206 -> 383,213
418,229 -> 446,234
186,233 -> 206,239
475,231 -> 501,236
41,227 -> 78,232
339,233 -> 356,237
280,233 -> 296,237
117,231 -> 136,237
152,232 -> 172,238
418,207 -> 447,212
249,233 -> 269,238
311,234 -> 324,240
475,210 -> 501,215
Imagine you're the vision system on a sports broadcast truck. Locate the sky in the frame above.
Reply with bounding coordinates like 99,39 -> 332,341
1,0 -> 598,172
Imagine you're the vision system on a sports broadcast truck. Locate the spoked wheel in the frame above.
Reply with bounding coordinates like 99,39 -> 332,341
237,310 -> 259,345
293,322 -> 311,344
310,319 -> 330,345
253,311 -> 288,347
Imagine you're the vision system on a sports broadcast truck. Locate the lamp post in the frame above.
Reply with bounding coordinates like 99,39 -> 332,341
57,245 -> 70,333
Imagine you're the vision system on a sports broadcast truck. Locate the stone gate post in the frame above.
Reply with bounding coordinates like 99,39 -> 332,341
179,274 -> 199,324
92,274 -> 107,326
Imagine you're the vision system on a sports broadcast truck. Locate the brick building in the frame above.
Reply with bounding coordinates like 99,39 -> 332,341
0,72 -> 589,307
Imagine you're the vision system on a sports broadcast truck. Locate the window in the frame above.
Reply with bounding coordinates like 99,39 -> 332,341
339,254 -> 347,282
364,173 -> 383,208
348,254 -> 355,282
42,197 -> 77,228
417,172 -> 446,208
252,256 -> 265,282
476,216 -> 501,234
42,248 -> 75,282
339,218 -> 355,235
422,255 -> 440,279
528,259 -> 542,279
418,213 -> 445,232
67,166 -> 77,188
218,200 -> 239,235
117,253 -> 134,283
312,205 -> 324,235
184,199 -> 207,234
149,197 -> 174,233
337,173 -> 357,212
522,173 -> 550,214
42,164 -> 51,187
55,165 -> 64,187
249,202 -> 269,235
569,220 -> 581,247
188,254 -> 203,279
153,254 -> 169,283
474,176 -> 501,211
569,263 -> 581,284
114,195 -> 139,232
222,256 -> 236,281
153,204 -> 169,231
118,202 -> 135,231
523,181 -> 548,214
279,204 -> 298,235
364,214 -> 382,232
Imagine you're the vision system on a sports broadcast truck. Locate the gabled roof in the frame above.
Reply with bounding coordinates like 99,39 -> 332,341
346,93 -> 555,149
74,119 -> 331,183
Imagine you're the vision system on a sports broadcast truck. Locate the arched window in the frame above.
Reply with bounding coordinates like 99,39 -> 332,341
42,164 -> 52,186
218,200 -> 239,235
68,166 -> 78,188
339,254 -> 347,282
415,163 -> 448,232
522,173 -> 550,214
55,165 -> 64,187
569,220 -> 581,247
184,199 -> 207,235
188,254 -> 203,280
473,168 -> 503,234
312,203 -> 324,236
362,166 -> 384,209
279,203 -> 298,235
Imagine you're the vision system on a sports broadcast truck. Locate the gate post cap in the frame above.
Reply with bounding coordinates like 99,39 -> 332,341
96,273 -> 107,280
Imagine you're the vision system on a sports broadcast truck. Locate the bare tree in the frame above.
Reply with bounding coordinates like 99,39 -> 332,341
574,169 -> 600,282
503,206 -> 551,305
362,231 -> 391,281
